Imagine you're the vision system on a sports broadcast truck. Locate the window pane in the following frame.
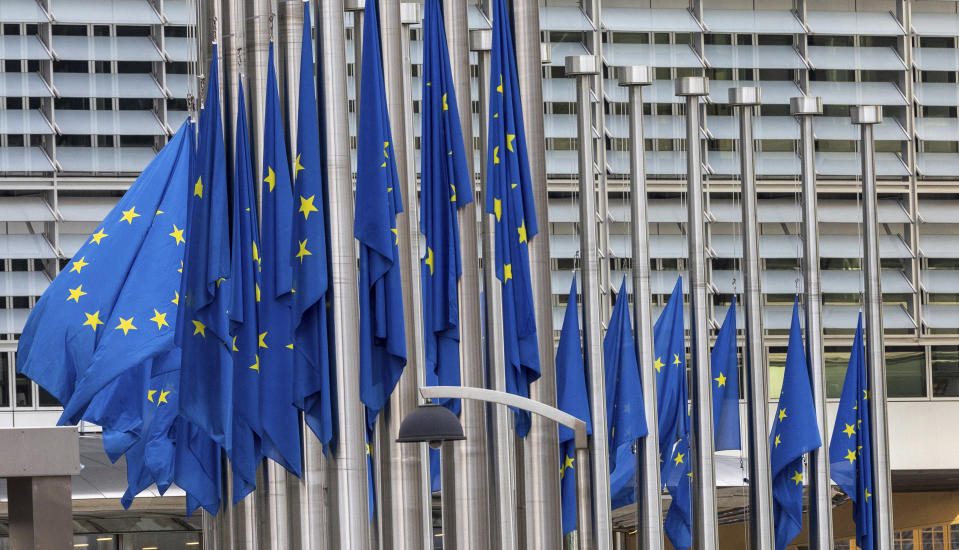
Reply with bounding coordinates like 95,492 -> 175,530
921,526 -> 944,550
950,524 -> 959,550
14,374 -> 32,407
833,540 -> 850,550
38,387 -> 59,407
932,346 -> 959,397
825,348 -> 850,398
886,347 -> 926,398
898,529 -> 915,550
0,352 -> 8,407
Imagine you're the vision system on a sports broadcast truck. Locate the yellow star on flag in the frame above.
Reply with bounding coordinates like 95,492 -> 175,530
791,471 -> 803,485
250,354 -> 260,371
654,357 -> 665,372
120,206 -> 140,224
714,371 -> 726,388
299,195 -> 319,220
147,390 -> 156,403
169,224 -> 185,245
774,434 -> 781,447
506,133 -> 516,152
391,228 -> 398,245
255,282 -> 261,303
264,166 -> 276,192
862,390 -> 870,400
70,256 -> 89,273
67,285 -> 87,303
192,319 -> 206,337
194,177 -> 203,198
150,309 -> 169,330
844,449 -> 857,464
442,92 -> 449,111
158,389 -> 170,404
518,221 -> 527,243
496,74 -> 503,93
115,317 -> 137,335
778,408 -> 787,422
673,452 -> 685,466
90,228 -> 108,245
494,198 -> 502,221
296,239 -> 311,263
843,423 -> 856,438
425,247 -> 434,275
493,145 -> 500,165
232,335 -> 239,352
172,291 -> 179,306
83,311 -> 104,332
503,263 -> 513,282
258,332 -> 268,349
673,354 -> 682,366
293,154 -> 304,180
560,455 -> 574,479
864,489 -> 871,502
449,183 -> 456,202
252,242 -> 261,271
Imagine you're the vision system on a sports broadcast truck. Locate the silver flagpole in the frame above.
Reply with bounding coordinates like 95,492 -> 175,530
730,87 -> 774,550
620,65 -> 664,550
477,26 -> 519,550
317,0 -> 371,545
445,5 -> 492,549
675,75 -> 719,550
567,54 -> 612,550
793,96 -> 834,550
378,2 -> 431,548
851,105 -> 895,549
511,2 -> 562,547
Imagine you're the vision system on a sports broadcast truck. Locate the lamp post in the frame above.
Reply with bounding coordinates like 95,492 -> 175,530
399,386 -> 594,550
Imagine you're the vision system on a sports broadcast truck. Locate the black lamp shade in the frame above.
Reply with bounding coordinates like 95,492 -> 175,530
396,403 -> 466,444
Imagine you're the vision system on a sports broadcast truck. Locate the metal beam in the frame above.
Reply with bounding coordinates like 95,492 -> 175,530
676,75 -> 719,550
567,54 -> 612,550
731,86 -> 774,550
851,105 -> 895,550
619,65 -> 664,550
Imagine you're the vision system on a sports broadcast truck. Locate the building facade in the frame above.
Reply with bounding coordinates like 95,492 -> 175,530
0,0 -> 957,548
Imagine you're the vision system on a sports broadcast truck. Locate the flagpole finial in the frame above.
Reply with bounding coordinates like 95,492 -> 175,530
212,16 -> 218,39
269,12 -> 275,37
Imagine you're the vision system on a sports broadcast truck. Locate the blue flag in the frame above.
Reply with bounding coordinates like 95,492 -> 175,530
712,298 -> 741,451
175,415 -> 222,515
830,314 -> 874,550
259,44 -> 302,477
421,0 -> 470,415
556,277 -> 591,535
292,0 -> 335,448
604,277 -> 648,471
228,81 -> 263,502
354,0 -> 406,428
18,122 -> 192,426
487,0 -> 540,437
177,45 -> 234,453
654,277 -> 692,549
770,298 -> 823,550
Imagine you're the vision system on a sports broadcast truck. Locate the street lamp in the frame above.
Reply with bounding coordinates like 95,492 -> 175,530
398,386 -> 594,550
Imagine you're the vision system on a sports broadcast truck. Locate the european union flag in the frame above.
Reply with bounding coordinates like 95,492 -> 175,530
258,44 -> 302,477
712,298 -> 740,450
292,0 -> 335,448
830,314 -> 874,550
770,298 -> 822,550
178,45 -> 234,452
421,0 -> 470,415
354,0 -> 406,427
23,121 -> 192,427
228,81 -> 263,502
653,277 -> 692,550
604,277 -> 648,471
487,0 -> 540,437
556,278 -> 591,535
175,415 -> 222,515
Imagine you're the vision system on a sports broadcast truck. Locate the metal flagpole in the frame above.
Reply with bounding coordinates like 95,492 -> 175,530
377,2 -> 431,548
566,54 -> 612,550
675,75 -> 719,550
852,105 -> 895,549
793,95 -> 834,550
510,2 -> 562,547
476,26 -> 519,550
445,5 -> 492,550
620,65 -> 664,550
730,87 -> 774,550
344,0 -> 363,97
317,0 -> 371,545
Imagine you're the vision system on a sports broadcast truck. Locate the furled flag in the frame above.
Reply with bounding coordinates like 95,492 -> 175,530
354,0 -> 406,428
228,81 -> 263,502
177,45 -> 234,453
487,0 -> 540,437
17,121 -> 192,427
830,314 -> 874,550
604,277 -> 648,471
654,277 -> 692,549
292,0 -> 335,448
556,277 -> 591,535
421,0 -> 470,414
770,298 -> 823,550
259,43 -> 302,477
712,298 -> 741,450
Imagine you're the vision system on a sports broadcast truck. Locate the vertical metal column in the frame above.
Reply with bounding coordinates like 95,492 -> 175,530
852,105 -> 895,550
675,75 -> 719,550
620,65 -> 664,550
445,9 -> 492,550
378,2 -> 430,549
792,95 -> 834,550
731,87 -> 774,550
511,1 -> 562,545
317,0 -> 371,546
567,54 -> 612,550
